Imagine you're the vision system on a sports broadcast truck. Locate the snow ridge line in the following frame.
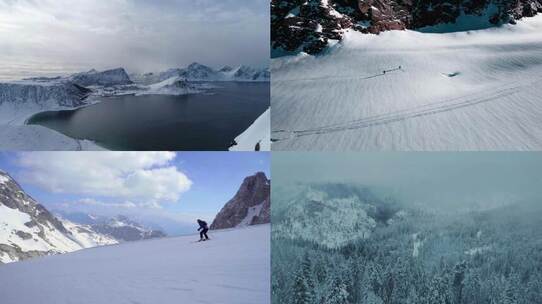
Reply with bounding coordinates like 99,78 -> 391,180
271,79 -> 530,141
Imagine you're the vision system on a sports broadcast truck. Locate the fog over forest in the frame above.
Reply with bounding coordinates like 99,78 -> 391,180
273,153 -> 542,212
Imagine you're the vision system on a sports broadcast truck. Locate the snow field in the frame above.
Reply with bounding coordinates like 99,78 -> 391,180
271,15 -> 542,150
0,224 -> 270,304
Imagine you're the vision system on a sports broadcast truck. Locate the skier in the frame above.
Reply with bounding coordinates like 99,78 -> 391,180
197,219 -> 209,241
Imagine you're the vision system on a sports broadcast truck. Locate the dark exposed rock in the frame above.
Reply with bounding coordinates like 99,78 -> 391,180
15,231 -> 32,240
272,0 -> 542,55
210,172 -> 271,229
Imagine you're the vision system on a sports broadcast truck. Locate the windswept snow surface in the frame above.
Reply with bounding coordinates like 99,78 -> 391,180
230,108 -> 271,151
271,15 -> 542,150
0,224 -> 270,304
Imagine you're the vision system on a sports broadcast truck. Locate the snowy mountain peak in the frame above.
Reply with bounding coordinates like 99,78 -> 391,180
58,212 -> 167,242
219,65 -> 234,72
131,63 -> 270,84
211,172 -> 270,229
0,171 -> 82,263
70,67 -> 132,87
0,171 -> 122,264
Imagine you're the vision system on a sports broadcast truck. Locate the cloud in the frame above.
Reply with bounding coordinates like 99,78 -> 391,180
74,198 -> 138,209
0,0 -> 269,79
18,152 -> 192,206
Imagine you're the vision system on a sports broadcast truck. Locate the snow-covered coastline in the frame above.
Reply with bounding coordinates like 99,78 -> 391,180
0,63 -> 270,150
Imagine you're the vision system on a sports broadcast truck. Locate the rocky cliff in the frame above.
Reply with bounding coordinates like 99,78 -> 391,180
210,172 -> 270,229
272,0 -> 542,54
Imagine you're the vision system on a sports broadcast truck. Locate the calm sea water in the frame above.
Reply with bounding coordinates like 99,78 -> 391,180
28,82 -> 269,150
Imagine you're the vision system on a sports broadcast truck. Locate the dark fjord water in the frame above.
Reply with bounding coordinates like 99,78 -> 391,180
28,82 -> 269,150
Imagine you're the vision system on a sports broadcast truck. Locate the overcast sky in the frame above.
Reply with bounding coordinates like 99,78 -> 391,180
273,153 -> 542,213
0,151 -> 270,235
0,0 -> 269,80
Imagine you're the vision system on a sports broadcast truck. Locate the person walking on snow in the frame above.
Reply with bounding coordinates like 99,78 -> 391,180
197,219 -> 209,241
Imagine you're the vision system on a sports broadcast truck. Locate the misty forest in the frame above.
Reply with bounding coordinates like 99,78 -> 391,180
272,183 -> 542,304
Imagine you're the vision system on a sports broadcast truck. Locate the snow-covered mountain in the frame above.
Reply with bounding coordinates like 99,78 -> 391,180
272,0 -> 542,54
0,80 -> 91,109
58,212 -> 167,242
87,215 -> 166,242
273,183 -> 402,248
132,62 -> 270,84
69,68 -> 133,87
0,224 -> 270,304
211,172 -> 270,229
229,108 -> 270,151
0,171 -> 116,264
144,76 -> 200,95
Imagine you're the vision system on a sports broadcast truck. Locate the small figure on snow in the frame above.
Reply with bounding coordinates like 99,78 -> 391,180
197,219 -> 210,241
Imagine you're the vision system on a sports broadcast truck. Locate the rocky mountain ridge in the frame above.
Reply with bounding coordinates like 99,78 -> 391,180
210,172 -> 271,229
0,170 -> 112,263
131,62 -> 270,84
73,214 -> 167,242
0,171 -> 164,264
272,0 -> 542,54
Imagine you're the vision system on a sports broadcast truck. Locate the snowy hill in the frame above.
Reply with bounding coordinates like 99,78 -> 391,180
272,0 -> 542,55
211,172 -> 270,229
0,171 -> 115,263
272,14 -> 542,150
0,224 -> 270,304
144,76 -> 200,95
272,184 -> 401,249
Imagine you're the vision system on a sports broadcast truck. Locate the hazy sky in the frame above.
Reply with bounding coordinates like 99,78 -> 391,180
0,151 -> 270,234
273,153 -> 542,212
0,0 -> 269,80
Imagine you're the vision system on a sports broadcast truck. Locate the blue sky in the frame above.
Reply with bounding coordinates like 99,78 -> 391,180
0,0 -> 269,80
0,152 -> 269,234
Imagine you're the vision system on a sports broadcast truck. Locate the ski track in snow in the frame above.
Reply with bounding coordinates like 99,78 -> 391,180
271,15 -> 542,151
0,224 -> 270,304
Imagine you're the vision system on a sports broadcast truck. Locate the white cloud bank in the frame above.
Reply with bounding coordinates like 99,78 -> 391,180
0,0 -> 269,80
18,152 -> 192,206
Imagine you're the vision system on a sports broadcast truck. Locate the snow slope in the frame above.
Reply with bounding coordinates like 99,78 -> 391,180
0,171 -> 115,263
143,76 -> 201,96
230,108 -> 271,151
60,220 -> 118,248
0,225 -> 270,304
271,15 -> 542,150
